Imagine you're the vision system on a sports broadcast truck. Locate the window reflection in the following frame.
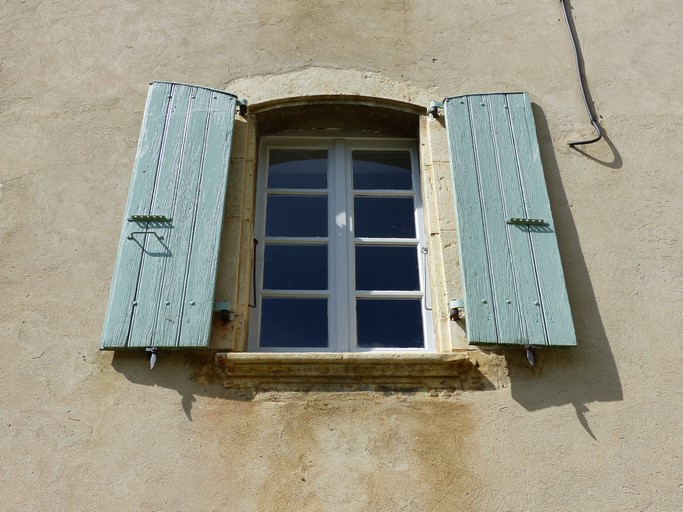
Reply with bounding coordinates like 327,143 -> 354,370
268,149 -> 327,189
353,151 -> 412,190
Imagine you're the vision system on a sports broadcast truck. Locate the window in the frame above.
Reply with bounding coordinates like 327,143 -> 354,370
101,82 -> 575,358
248,138 -> 433,352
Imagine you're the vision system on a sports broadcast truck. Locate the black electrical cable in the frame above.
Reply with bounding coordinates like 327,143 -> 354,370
561,0 -> 603,147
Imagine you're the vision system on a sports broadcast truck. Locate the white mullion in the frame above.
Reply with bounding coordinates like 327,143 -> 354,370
264,236 -> 330,245
331,139 -> 351,352
248,140 -> 271,351
352,189 -> 414,197
345,142 -> 358,351
355,290 -> 423,298
261,290 -> 330,298
411,146 -> 435,352
344,145 -> 358,352
265,188 -> 328,195
324,140 -> 335,351
353,237 -> 419,245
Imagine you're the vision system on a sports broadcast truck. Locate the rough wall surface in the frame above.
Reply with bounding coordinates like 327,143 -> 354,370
1,1 -> 682,510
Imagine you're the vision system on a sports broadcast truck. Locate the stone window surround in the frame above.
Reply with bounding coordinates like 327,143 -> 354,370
209,68 -> 479,388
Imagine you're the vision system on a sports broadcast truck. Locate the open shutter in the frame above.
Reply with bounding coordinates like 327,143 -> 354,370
101,82 -> 238,349
444,92 -> 576,347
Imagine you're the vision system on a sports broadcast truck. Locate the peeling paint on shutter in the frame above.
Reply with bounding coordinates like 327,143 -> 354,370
444,92 -> 576,347
101,82 -> 237,349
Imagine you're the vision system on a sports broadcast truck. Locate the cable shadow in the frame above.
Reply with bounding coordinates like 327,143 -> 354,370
570,129 -> 622,169
502,105 -> 623,426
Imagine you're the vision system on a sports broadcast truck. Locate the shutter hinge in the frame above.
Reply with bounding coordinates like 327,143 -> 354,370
236,99 -> 248,117
428,100 -> 444,118
214,301 -> 234,322
449,299 -> 465,321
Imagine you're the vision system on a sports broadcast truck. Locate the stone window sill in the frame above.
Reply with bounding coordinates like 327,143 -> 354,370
214,352 -> 474,390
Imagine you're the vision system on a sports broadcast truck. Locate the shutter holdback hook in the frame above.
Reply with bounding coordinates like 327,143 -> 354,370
146,346 -> 158,369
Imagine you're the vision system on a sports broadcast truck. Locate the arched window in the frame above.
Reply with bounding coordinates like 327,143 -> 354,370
248,99 -> 433,352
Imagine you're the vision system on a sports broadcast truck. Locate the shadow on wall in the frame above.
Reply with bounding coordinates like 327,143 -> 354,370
110,351 -> 256,421
107,103 -> 620,425
503,105 -> 623,422
110,349 -> 497,421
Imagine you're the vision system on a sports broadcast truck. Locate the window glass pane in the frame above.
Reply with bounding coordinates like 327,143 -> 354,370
356,299 -> 424,348
268,149 -> 327,189
353,151 -> 413,190
260,298 -> 328,348
354,197 -> 415,238
355,246 -> 419,290
266,195 -> 327,237
263,245 -> 327,290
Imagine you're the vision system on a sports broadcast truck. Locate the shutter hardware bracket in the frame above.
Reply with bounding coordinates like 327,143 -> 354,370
146,346 -> 158,370
214,301 -> 234,322
507,217 -> 547,226
127,215 -> 172,241
427,100 -> 444,118
128,214 -> 172,222
128,231 -> 164,241
449,299 -> 465,321
448,299 -> 537,366
236,98 -> 248,117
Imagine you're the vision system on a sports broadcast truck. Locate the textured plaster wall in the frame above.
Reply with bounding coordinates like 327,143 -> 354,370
1,1 -> 682,511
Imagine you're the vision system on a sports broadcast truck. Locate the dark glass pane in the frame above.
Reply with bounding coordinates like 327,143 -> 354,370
355,246 -> 419,290
353,151 -> 413,190
263,245 -> 327,290
268,149 -> 327,189
354,197 -> 415,238
266,195 -> 327,237
260,298 -> 328,348
356,299 -> 424,348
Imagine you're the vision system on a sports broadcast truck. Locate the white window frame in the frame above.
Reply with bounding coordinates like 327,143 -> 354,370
248,136 -> 434,352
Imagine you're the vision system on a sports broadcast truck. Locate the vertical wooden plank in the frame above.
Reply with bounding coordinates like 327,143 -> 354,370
127,84 -> 196,348
469,95 -> 526,344
444,97 -> 497,342
148,86 -> 214,348
101,82 -> 172,349
178,93 -> 236,347
488,94 -> 546,345
508,94 -> 576,346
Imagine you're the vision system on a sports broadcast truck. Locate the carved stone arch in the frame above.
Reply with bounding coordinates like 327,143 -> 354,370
225,66 -> 435,136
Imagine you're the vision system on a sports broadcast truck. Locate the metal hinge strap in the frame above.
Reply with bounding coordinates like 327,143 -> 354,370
506,217 -> 547,226
128,214 -> 172,222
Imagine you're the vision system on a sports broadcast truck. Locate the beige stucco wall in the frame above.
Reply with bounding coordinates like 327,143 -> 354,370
1,1 -> 682,510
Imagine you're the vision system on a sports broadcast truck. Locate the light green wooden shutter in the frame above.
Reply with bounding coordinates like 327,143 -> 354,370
101,82 -> 237,349
444,92 -> 576,347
